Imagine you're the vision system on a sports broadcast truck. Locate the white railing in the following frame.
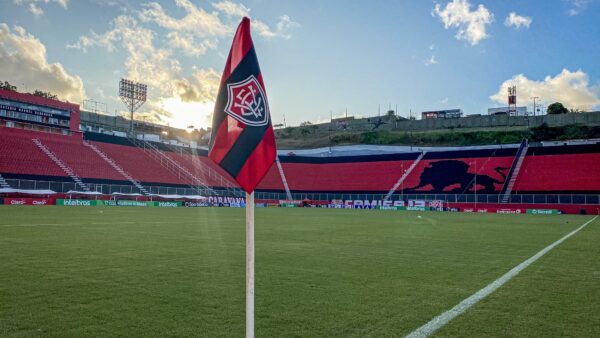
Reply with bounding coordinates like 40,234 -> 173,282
83,141 -> 149,195
32,138 -> 89,192
3,178 -> 600,206
163,143 -> 240,195
384,151 -> 426,201
0,173 -> 10,189
128,137 -> 225,196
276,156 -> 293,200
501,140 -> 529,203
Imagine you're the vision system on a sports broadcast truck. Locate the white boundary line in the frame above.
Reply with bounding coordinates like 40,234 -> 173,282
406,215 -> 598,338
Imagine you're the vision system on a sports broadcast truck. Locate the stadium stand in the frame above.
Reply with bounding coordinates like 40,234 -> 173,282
513,144 -> 600,194
2,124 -> 600,197
260,156 -> 419,192
88,140 -> 186,186
0,127 -> 67,179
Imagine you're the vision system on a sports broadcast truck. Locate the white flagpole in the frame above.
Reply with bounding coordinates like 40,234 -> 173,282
246,191 -> 255,338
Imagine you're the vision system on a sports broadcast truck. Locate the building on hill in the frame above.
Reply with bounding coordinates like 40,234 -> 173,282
488,106 -> 528,116
421,109 -> 463,119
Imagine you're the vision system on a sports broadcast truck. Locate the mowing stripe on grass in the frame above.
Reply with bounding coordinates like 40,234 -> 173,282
1,221 -> 137,227
406,215 -> 598,338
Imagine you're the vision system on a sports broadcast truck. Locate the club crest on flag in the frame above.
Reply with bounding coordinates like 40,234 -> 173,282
224,75 -> 270,127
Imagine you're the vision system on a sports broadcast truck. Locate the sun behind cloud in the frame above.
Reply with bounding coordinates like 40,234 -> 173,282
162,97 -> 214,130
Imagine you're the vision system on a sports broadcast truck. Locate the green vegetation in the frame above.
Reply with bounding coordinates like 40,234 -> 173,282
331,129 -> 527,147
547,102 -> 569,115
275,123 -> 600,148
530,123 -> 600,142
0,80 -> 17,91
1,206 -> 598,337
31,90 -> 58,100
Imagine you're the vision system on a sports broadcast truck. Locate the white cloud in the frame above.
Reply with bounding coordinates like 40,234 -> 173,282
504,12 -> 532,29
29,3 -> 43,17
433,0 -> 493,45
566,0 -> 590,16
14,0 -> 69,17
139,0 -> 229,37
424,55 -> 438,66
490,69 -> 600,111
429,43 -> 435,50
67,1 -> 299,127
252,15 -> 299,39
67,15 -> 220,127
211,0 -> 250,17
166,31 -> 217,57
0,23 -> 85,103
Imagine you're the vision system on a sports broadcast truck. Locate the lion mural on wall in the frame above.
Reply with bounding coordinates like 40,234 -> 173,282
408,160 -> 508,194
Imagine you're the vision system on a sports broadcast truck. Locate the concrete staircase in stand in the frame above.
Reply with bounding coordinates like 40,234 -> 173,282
32,138 -> 89,192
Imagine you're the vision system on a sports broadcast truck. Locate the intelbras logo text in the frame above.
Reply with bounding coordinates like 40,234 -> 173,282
63,200 -> 92,206
157,202 -> 178,207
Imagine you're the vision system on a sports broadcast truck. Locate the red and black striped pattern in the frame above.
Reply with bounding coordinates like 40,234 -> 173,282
209,17 -> 277,193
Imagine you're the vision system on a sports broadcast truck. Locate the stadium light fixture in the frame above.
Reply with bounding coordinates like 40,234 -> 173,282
119,78 -> 147,134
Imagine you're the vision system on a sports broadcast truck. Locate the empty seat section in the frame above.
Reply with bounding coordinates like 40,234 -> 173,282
89,141 -> 185,185
256,164 -> 285,190
513,153 -> 600,193
193,155 -> 238,187
277,160 -> 414,192
41,138 -> 125,181
0,128 -> 64,177
161,151 -> 237,187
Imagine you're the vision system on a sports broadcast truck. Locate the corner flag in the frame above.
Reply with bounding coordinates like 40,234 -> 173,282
208,17 -> 277,338
209,17 -> 277,194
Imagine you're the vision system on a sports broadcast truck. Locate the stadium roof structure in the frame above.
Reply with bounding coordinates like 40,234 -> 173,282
0,188 -> 56,195
277,143 -> 521,157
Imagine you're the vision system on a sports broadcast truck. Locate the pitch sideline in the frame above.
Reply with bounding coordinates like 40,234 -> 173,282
406,215 -> 599,338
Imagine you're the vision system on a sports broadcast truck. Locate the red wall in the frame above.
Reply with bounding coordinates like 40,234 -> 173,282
445,202 -> 599,215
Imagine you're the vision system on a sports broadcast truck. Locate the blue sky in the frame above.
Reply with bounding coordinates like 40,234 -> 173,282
0,0 -> 599,129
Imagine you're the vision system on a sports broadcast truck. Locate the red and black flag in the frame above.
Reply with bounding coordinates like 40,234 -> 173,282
209,17 -> 277,194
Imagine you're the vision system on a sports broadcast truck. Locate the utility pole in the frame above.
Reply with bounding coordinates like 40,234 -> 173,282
531,97 -> 540,117
474,159 -> 477,209
400,162 -> 404,200
329,110 -> 333,154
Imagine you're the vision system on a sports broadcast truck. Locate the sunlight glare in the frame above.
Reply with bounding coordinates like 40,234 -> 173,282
162,98 -> 213,130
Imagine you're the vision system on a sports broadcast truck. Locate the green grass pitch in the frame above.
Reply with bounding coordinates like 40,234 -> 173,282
1,206 -> 599,337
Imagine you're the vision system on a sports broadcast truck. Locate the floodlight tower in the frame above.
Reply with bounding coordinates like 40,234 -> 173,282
119,78 -> 147,134
508,86 -> 517,116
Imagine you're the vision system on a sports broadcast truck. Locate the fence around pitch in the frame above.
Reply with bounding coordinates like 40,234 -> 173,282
3,178 -> 600,205
4,178 -> 219,197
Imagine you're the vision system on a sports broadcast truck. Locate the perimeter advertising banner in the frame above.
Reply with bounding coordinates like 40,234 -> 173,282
376,206 -> 407,211
57,199 -> 100,206
4,198 -> 54,205
56,199 -> 183,207
526,209 -> 559,215
496,208 -> 524,214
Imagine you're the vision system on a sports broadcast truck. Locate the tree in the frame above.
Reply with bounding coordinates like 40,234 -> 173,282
32,90 -> 58,100
0,81 -> 17,91
547,102 -> 569,115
